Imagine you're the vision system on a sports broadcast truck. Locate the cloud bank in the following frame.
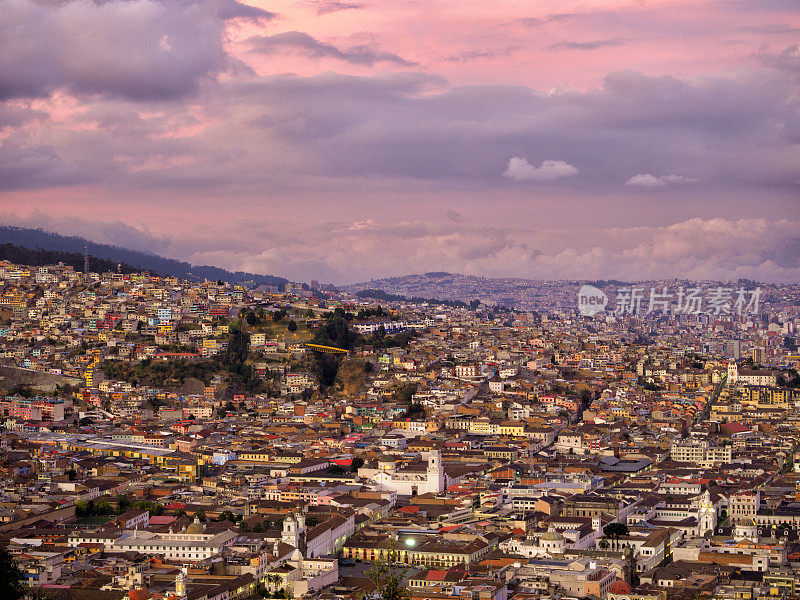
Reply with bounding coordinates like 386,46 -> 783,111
504,158 -> 579,182
626,174 -> 699,187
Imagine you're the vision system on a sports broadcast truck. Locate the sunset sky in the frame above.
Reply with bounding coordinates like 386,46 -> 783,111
1,0 -> 798,283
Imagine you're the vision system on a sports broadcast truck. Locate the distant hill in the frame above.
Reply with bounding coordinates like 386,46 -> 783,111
355,288 -> 470,308
0,243 -> 141,275
0,226 -> 289,287
343,272 -> 572,311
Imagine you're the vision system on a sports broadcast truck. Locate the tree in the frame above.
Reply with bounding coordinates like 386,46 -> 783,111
135,500 -> 164,516
603,523 -> 629,541
403,403 -> 425,419
0,547 -> 26,600
116,494 -> 132,513
365,549 -> 409,600
393,383 -> 418,405
287,320 -> 297,332
95,499 -> 113,515
267,574 -> 281,590
351,457 -> 365,472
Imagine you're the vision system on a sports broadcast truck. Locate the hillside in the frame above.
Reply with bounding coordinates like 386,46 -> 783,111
0,243 -> 142,275
342,272 -> 577,311
0,226 -> 289,287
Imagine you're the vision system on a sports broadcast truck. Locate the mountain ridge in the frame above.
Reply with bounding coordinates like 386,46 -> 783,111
0,226 -> 289,287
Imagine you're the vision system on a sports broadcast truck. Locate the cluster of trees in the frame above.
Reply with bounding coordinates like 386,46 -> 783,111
75,498 -> 115,518
391,383 -> 424,418
366,328 -> 418,350
597,523 -> 630,549
218,511 -> 242,523
312,314 -> 360,387
244,308 -> 267,327
356,306 -> 385,319
257,582 -> 288,598
402,403 -> 425,419
132,500 -> 165,515
392,383 -> 418,405
3,384 -> 36,398
101,358 -> 220,387
103,321 -> 271,394
364,549 -> 411,600
220,323 -> 264,394
355,288 -> 469,309
240,519 -> 281,532
778,368 -> 800,388
76,495 -> 165,518
0,547 -> 29,600
0,242 -> 140,275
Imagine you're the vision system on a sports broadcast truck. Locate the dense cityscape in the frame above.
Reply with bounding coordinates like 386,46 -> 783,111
0,257 -> 799,600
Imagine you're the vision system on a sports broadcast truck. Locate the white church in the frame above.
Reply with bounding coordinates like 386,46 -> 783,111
363,450 -> 445,496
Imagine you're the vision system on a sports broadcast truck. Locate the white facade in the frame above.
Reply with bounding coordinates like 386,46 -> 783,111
368,450 -> 445,496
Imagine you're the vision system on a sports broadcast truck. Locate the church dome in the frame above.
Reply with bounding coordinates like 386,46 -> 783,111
540,530 -> 563,541
186,516 -> 205,534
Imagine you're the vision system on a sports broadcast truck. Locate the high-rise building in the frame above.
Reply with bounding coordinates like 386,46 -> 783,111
752,346 -> 766,364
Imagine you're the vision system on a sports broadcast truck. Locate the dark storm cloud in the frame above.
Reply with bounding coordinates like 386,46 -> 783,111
247,31 -> 417,67
0,0 -> 243,101
217,0 -> 276,22
1,64 -> 798,194
204,68 -> 797,188
0,141 -> 94,190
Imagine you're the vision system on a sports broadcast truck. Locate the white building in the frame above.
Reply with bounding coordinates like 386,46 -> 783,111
366,450 -> 445,497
